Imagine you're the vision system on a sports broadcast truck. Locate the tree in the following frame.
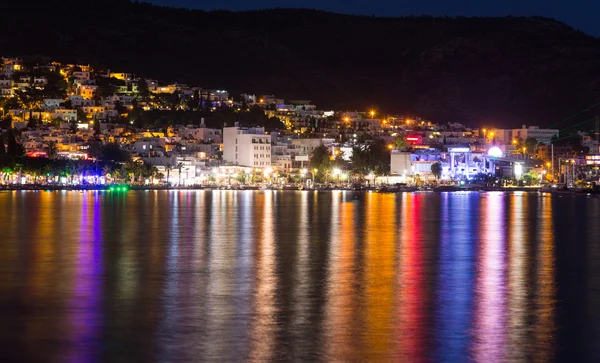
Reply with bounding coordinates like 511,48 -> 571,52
136,78 -> 150,98
165,165 -> 173,186
6,128 -> 24,157
431,162 -> 442,181
367,138 -> 391,175
45,140 -> 58,159
394,135 -> 411,151
176,162 -> 184,186
77,109 -> 87,122
95,76 -> 125,98
69,120 -> 79,133
102,143 -> 131,162
350,145 -> 370,175
0,133 -> 5,155
148,165 -> 159,184
310,145 -> 331,181
524,137 -> 539,153
27,116 -> 38,129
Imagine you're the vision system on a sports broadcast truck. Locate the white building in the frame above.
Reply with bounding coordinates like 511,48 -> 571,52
291,138 -> 335,157
390,151 -> 412,176
52,109 -> 77,121
511,125 -> 558,145
72,71 -> 90,81
181,126 -> 222,143
223,126 -> 271,168
69,95 -> 95,107
42,98 -> 63,110
134,138 -> 166,154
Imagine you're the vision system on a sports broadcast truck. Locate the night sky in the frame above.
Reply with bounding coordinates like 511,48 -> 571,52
146,0 -> 600,36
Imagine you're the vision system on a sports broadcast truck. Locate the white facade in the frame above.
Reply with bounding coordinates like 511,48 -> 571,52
52,109 -> 77,121
72,71 -> 90,81
223,126 -> 271,168
390,151 -> 412,175
69,95 -> 95,107
182,127 -> 222,142
0,79 -> 13,89
134,138 -> 166,153
511,125 -> 558,145
291,138 -> 324,156
42,98 -> 63,110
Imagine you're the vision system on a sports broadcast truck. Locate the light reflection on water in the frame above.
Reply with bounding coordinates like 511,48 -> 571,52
0,191 -> 599,362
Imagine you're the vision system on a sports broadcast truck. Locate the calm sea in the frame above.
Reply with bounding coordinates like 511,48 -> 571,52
0,191 -> 599,362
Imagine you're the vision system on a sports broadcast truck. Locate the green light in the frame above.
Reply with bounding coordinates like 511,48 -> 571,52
110,187 -> 115,191
117,187 -> 122,191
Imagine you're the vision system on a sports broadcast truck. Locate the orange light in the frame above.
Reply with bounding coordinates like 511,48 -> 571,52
387,144 -> 394,150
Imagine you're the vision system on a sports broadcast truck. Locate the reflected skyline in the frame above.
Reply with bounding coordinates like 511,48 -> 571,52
0,191 -> 598,362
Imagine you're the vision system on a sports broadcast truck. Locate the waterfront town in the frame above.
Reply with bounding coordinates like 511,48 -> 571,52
0,56 -> 599,191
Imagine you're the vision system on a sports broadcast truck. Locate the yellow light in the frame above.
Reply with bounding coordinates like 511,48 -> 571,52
546,162 -> 551,167
387,144 -> 394,150
344,117 -> 349,122
369,110 -> 375,117
512,139 -> 517,144
259,99 -> 264,103
489,132 -> 494,137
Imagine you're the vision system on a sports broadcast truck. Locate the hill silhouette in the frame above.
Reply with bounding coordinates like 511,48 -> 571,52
2,0 -> 600,127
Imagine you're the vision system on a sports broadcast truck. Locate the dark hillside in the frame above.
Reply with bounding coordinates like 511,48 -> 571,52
2,1 -> 600,127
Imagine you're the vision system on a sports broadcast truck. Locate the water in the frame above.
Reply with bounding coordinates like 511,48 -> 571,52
0,190 -> 599,362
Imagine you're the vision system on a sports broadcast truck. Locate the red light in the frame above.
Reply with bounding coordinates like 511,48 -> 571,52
405,135 -> 422,145
26,151 -> 47,158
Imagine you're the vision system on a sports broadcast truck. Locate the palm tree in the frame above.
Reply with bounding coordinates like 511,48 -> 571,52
165,165 -> 173,186
176,162 -> 184,186
45,140 -> 58,159
149,165 -> 159,185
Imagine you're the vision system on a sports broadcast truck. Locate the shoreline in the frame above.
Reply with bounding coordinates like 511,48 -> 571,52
1,185 -> 595,195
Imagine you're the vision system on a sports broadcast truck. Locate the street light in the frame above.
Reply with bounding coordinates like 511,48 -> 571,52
369,110 -> 375,118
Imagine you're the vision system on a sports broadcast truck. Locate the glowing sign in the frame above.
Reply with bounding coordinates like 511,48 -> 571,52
487,147 -> 503,158
406,135 -> 422,145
